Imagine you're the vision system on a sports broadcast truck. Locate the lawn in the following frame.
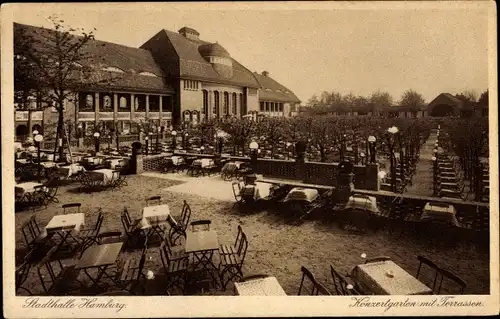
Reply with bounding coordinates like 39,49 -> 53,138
15,174 -> 490,295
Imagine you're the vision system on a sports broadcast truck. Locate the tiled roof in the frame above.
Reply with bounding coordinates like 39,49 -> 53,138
149,29 -> 261,88
253,73 -> 301,103
14,23 -> 173,94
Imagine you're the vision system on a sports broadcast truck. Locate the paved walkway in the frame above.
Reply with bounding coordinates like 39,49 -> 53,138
141,172 -> 236,202
405,130 -> 438,196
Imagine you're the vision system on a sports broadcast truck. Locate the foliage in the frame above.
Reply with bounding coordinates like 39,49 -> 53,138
399,89 -> 426,111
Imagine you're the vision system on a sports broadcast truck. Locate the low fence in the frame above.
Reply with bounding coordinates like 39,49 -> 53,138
136,152 -> 380,191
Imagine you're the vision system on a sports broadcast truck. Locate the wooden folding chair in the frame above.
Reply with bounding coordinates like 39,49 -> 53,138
37,247 -> 84,295
16,250 -> 34,295
79,209 -> 104,255
219,232 -> 249,289
115,238 -> 148,294
298,266 -> 325,295
219,225 -> 244,257
416,255 -> 440,293
160,240 -> 189,295
435,268 -> 467,295
169,204 -> 191,246
330,265 -> 356,295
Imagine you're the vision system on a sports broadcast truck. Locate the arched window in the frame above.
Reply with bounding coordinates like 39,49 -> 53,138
202,90 -> 208,116
232,93 -> 237,115
85,94 -> 94,110
239,93 -> 244,114
214,91 -> 220,118
103,95 -> 112,111
192,111 -> 199,125
119,97 -> 128,109
223,92 -> 229,115
183,110 -> 191,123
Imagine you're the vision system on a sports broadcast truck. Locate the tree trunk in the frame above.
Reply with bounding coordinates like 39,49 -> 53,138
57,111 -> 64,160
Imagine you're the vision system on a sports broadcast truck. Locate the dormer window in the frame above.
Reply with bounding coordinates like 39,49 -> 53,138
102,66 -> 125,73
139,71 -> 158,77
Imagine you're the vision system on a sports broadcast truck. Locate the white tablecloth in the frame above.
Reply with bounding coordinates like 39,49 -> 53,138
234,277 -> 287,296
58,163 -> 85,177
345,195 -> 379,213
421,202 -> 459,226
141,204 -> 171,229
89,169 -> 117,183
105,158 -> 123,169
15,182 -> 45,196
45,213 -> 85,233
171,156 -> 184,165
283,187 -> 319,202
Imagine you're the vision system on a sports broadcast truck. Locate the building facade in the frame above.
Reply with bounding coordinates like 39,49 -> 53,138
14,24 -> 300,141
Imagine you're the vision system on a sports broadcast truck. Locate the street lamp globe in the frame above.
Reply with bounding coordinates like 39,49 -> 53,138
171,130 -> 177,136
387,126 -> 399,134
368,136 -> 376,143
27,145 -> 36,153
32,130 -> 39,136
378,170 -> 387,179
93,132 -> 100,138
360,152 -> 365,158
34,134 -> 44,143
249,141 -> 259,150
200,146 -> 205,151
433,148 -> 438,154
431,156 -> 437,161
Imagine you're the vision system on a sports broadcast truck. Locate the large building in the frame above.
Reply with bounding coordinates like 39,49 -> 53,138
13,23 -> 300,141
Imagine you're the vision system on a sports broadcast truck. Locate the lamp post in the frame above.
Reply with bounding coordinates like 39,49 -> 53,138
368,135 -> 376,164
77,123 -> 83,147
93,132 -> 100,153
249,141 -> 259,172
200,146 -> 205,154
360,152 -> 366,166
171,130 -> 177,150
340,134 -> 347,162
387,126 -> 399,192
34,134 -> 44,182
184,132 -> 189,150
145,135 -> 149,156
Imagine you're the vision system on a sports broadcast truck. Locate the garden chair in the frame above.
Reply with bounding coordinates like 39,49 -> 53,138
42,179 -> 60,206
16,250 -> 34,295
121,208 -> 144,249
30,185 -> 48,207
146,196 -> 162,206
232,181 -> 244,207
365,256 -> 391,264
111,170 -> 127,189
37,246 -> 84,295
78,209 -> 104,255
435,268 -> 467,295
114,238 -> 148,294
62,203 -> 81,214
190,220 -> 211,232
168,205 -> 191,246
22,216 -> 50,252
298,266 -> 328,295
330,265 -> 353,295
160,240 -> 189,295
416,255 -> 440,293
219,225 -> 244,257
219,232 -> 248,289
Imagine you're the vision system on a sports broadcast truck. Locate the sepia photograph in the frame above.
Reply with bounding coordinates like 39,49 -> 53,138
2,1 -> 498,317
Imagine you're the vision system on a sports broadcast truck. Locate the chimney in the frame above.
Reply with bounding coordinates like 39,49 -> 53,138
178,27 -> 200,41
262,71 -> 269,77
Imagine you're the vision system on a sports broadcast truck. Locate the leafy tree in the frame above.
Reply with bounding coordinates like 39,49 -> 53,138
14,16 -> 113,158
370,91 -> 393,114
399,89 -> 426,115
218,118 -> 254,155
478,90 -> 488,107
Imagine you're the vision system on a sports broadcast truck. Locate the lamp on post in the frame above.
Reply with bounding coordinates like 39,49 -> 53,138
34,133 -> 44,182
368,135 -> 376,164
200,145 -> 205,154
145,135 -> 150,156
93,132 -> 100,153
184,132 -> 189,150
171,130 -> 177,150
387,126 -> 399,193
340,134 -> 347,162
249,141 -> 259,172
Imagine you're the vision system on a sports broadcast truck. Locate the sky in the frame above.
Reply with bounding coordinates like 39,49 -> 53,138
9,2 -> 492,104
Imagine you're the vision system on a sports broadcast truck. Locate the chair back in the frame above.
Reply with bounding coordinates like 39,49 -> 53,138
234,225 -> 244,249
137,239 -> 148,281
436,268 -> 466,294
365,256 -> 391,264
236,232 -> 248,267
121,211 -> 133,235
239,274 -> 270,282
180,201 -> 191,231
416,255 -> 439,293
146,196 -> 162,206
122,207 -> 133,225
26,216 -> 43,243
232,182 -> 243,202
190,220 -> 211,232
21,219 -> 35,247
37,246 -> 62,294
330,265 -> 349,295
315,282 -> 332,295
16,250 -> 34,290
298,266 -> 317,295
62,203 -> 81,214
159,241 -> 171,272
94,210 -> 104,231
